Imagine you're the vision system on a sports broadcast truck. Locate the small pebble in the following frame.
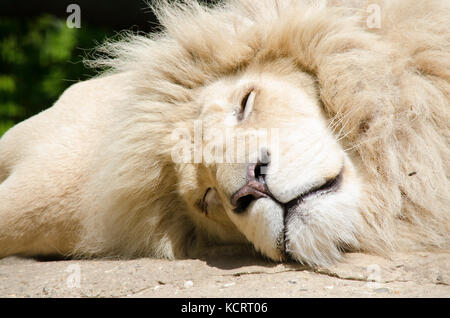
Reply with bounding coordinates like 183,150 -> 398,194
325,285 -> 334,290
436,273 -> 445,284
374,288 -> 390,293
184,280 -> 194,288
288,280 -> 297,284
223,282 -> 236,288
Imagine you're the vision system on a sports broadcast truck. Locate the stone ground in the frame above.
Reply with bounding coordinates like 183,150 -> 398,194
0,252 -> 448,298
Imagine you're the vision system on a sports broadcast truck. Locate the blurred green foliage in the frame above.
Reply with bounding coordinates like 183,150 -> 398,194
0,15 -> 112,136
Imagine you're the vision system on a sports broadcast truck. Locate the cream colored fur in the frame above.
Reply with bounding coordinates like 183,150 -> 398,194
0,0 -> 448,266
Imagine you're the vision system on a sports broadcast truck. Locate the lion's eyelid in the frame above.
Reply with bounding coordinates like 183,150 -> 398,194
240,90 -> 256,121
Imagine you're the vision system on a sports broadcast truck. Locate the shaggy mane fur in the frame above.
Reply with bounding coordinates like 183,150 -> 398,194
75,0 -> 449,259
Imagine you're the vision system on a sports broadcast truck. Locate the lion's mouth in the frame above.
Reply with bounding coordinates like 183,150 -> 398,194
284,167 -> 344,214
232,165 -> 344,215
230,164 -> 344,258
280,167 -> 344,258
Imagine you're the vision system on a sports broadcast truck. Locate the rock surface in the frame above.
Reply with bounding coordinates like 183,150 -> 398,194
0,252 -> 448,298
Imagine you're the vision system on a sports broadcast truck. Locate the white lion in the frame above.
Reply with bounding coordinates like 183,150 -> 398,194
0,0 -> 448,266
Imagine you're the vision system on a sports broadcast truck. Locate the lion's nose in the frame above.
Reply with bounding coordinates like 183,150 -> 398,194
230,161 -> 270,213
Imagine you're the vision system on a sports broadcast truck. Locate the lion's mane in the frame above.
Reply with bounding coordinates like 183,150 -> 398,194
78,0 -> 449,258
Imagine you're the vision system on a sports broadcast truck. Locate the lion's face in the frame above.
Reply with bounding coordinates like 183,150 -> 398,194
175,65 -> 363,266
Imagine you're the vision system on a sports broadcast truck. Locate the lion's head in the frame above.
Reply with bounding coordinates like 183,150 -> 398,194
172,63 -> 362,265
86,0 -> 448,267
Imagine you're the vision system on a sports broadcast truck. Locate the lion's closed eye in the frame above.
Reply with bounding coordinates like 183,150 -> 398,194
237,90 -> 255,121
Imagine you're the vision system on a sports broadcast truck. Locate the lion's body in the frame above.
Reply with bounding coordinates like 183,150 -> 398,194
0,0 -> 448,265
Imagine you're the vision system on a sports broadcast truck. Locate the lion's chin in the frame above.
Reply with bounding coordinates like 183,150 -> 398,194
230,198 -> 285,261
282,190 -> 362,266
245,184 -> 362,267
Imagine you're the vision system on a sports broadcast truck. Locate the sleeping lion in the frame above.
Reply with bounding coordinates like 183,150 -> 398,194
0,0 -> 448,267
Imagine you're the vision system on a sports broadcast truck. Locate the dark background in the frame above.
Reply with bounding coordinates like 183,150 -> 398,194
0,0 -> 215,136
1,0 -> 160,32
